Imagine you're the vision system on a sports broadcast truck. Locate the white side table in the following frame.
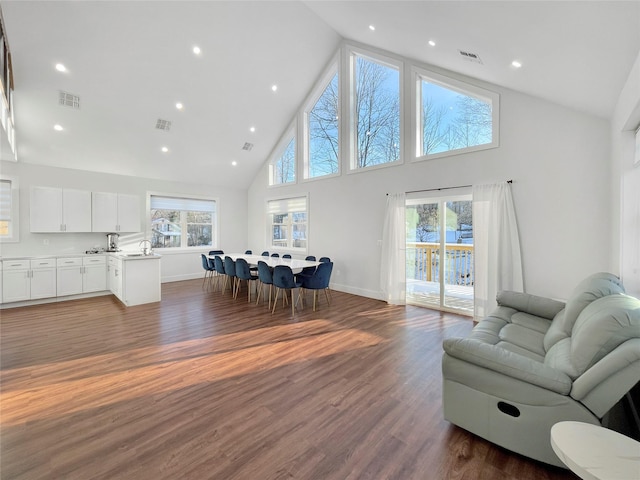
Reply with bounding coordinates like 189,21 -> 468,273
550,421 -> 640,480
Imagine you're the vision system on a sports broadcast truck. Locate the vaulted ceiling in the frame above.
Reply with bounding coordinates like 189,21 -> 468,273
2,1 -> 639,188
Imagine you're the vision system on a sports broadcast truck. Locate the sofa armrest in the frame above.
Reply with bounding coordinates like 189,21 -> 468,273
497,291 -> 565,320
443,337 -> 572,394
570,338 -> 640,417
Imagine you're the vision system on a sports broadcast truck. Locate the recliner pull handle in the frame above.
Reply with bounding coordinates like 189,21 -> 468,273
497,401 -> 521,417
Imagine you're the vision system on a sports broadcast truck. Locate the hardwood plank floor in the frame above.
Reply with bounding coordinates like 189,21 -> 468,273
0,280 -> 577,480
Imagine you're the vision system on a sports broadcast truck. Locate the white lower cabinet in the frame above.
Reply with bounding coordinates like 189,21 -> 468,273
2,258 -> 57,303
57,256 -> 107,297
82,256 -> 107,293
108,256 -> 123,299
1,254 -> 158,307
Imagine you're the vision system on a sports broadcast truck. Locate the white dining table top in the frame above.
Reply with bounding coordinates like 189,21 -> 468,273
210,253 -> 320,270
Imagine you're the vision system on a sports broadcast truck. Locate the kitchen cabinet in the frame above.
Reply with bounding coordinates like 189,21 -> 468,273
108,256 -> 123,298
56,257 -> 83,296
57,256 -> 107,297
2,258 -> 57,302
30,187 -> 92,232
83,256 -> 107,293
92,192 -> 140,233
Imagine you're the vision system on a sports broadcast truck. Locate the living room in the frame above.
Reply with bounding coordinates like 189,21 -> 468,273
0,1 -> 639,479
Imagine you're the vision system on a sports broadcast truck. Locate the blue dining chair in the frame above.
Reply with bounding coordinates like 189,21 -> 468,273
271,253 -> 280,258
235,257 -> 259,302
209,249 -> 224,256
200,254 -> 215,289
319,256 -> 331,263
261,251 -> 269,257
282,254 -> 292,259
245,249 -> 252,254
223,256 -> 238,297
213,256 -> 226,293
296,255 -> 317,283
255,260 -> 274,309
271,265 -> 303,315
301,261 -> 333,311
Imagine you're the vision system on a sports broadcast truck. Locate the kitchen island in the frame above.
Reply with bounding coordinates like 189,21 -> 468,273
108,253 -> 161,306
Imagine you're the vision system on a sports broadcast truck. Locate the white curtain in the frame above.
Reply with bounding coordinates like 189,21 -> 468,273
473,182 -> 523,320
380,193 -> 406,305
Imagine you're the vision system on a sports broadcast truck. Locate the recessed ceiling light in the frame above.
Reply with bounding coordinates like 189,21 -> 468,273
250,127 -> 256,133
55,63 -> 67,72
193,46 -> 201,55
271,84 -> 278,92
231,161 -> 237,166
53,124 -> 63,131
161,146 -> 169,153
428,40 -> 436,47
369,25 -> 375,31
511,60 -> 522,68
176,102 -> 183,110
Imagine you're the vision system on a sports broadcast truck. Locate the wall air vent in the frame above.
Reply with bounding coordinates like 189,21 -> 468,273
155,119 -> 172,131
242,142 -> 254,151
59,91 -> 80,109
458,50 -> 483,64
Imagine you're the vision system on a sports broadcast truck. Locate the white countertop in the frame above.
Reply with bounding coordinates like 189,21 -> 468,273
1,252 -> 161,261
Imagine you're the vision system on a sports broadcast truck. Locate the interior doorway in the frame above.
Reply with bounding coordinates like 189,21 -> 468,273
405,194 -> 474,315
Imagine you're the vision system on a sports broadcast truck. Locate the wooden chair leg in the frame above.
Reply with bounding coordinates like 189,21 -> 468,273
256,283 -> 262,305
271,288 -> 280,314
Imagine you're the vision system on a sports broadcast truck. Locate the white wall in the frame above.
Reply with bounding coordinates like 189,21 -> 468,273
611,50 -> 640,298
248,80 -> 612,301
0,162 -> 248,283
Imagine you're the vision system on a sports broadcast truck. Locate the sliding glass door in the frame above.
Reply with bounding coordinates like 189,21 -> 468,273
406,194 -> 474,315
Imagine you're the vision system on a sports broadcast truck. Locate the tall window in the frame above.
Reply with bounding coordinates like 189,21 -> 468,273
267,196 -> 307,251
417,68 -> 499,158
306,69 -> 339,179
150,195 -> 217,249
0,177 -> 18,242
270,127 -> 296,186
351,52 -> 401,169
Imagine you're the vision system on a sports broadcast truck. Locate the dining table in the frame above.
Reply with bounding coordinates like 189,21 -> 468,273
209,253 -> 320,271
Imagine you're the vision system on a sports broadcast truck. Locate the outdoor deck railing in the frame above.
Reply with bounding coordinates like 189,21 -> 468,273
406,242 -> 474,286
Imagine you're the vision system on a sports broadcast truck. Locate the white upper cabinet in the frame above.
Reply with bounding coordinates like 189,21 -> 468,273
30,187 -> 92,232
92,192 -> 140,232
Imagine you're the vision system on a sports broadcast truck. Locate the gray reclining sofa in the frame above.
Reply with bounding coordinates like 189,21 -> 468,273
441,272 -> 640,467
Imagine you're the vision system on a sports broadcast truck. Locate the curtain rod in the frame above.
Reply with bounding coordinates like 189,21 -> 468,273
387,180 -> 512,196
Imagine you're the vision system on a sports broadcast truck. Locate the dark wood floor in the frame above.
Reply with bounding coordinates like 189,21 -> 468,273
0,279 -> 577,480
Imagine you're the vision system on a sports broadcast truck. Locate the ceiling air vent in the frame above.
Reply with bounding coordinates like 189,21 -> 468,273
59,91 -> 80,109
155,119 -> 172,131
242,142 -> 254,151
458,50 -> 483,64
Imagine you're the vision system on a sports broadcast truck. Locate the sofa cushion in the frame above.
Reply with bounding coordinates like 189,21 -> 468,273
544,337 -> 578,378
570,294 -> 640,376
543,273 -> 624,351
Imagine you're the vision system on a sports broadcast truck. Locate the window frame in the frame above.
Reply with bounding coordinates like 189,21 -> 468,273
0,175 -> 18,242
412,66 -> 500,161
266,194 -> 309,254
347,45 -> 404,173
268,122 -> 297,186
147,192 -> 219,251
302,57 -> 341,182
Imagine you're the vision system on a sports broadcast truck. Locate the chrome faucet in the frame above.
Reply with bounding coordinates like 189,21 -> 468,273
139,239 -> 152,255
